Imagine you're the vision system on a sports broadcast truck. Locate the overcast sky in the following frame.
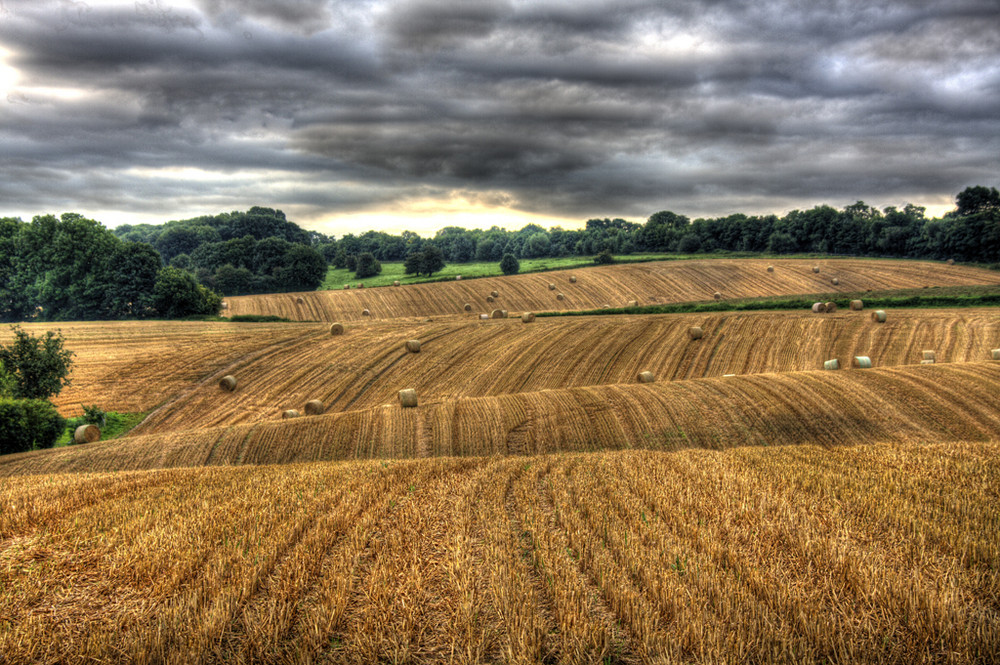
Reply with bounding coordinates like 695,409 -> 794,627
1,0 -> 998,235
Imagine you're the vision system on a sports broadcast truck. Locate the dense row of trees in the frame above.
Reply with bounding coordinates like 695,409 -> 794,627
318,186 -> 1000,267
1,214 -> 220,322
115,207 -> 328,296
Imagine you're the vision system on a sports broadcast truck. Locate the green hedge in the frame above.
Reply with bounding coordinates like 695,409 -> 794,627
0,398 -> 66,455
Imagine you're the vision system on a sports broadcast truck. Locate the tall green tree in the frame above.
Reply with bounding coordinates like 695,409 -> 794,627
0,326 -> 74,400
500,253 -> 520,275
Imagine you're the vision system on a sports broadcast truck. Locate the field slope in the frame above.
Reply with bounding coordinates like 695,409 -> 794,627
224,258 -> 1000,321
3,361 -> 999,477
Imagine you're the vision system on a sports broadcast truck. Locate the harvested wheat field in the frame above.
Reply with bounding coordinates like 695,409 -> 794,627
4,362 -> 1000,477
0,321 -> 311,417
114,308 -> 1000,436
224,258 -> 1000,321
2,442 -> 997,664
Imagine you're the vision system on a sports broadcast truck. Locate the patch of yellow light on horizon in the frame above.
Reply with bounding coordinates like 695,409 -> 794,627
0,47 -> 19,98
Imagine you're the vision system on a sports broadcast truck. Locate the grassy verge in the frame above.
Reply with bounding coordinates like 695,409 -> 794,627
538,285 -> 1000,318
56,411 -> 146,447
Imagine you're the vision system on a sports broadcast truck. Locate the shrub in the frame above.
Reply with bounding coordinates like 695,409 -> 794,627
355,252 -> 382,279
594,249 -> 616,265
0,398 -> 66,454
500,253 -> 520,275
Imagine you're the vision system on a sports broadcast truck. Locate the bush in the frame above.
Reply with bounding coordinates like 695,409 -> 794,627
152,267 -> 222,318
500,253 -> 520,275
677,234 -> 703,253
355,252 -> 382,279
594,249 -> 616,265
0,398 -> 66,454
0,326 -> 74,400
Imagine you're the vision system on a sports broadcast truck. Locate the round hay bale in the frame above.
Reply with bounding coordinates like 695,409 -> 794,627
479,313 -> 489,320
812,302 -> 827,313
922,350 -> 936,362
569,275 -> 577,283
547,283 -> 556,290
486,295 -> 494,303
330,322 -> 345,335
637,371 -> 655,383
832,278 -> 839,286
920,359 -> 935,365
722,374 -> 736,377
357,283 -> 364,289
628,300 -> 638,307
491,290 -> 499,298
393,280 -> 400,286
282,409 -> 300,419
501,309 -> 508,318
991,349 -> 1000,360
812,266 -> 820,274
362,309 -> 371,317
713,292 -> 722,300
405,339 -> 421,353
766,265 -> 774,273
219,375 -> 237,392
556,293 -> 565,301
304,399 -> 325,415
463,303 -> 472,311
824,302 -> 837,313
850,299 -> 863,311
521,312 -> 535,323
688,326 -> 704,340
947,258 -> 955,265
871,310 -> 887,323
344,284 -> 350,290
852,356 -> 873,369
601,304 -> 610,309
296,296 -> 305,304
823,359 -> 840,370
221,301 -> 229,310
74,424 -> 100,444
491,309 -> 505,319
455,275 -> 462,280
398,389 -> 418,408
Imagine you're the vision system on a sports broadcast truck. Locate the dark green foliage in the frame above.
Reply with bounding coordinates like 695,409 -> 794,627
594,249 -> 616,265
0,326 -> 74,400
0,398 -> 66,454
500,253 -> 520,275
228,314 -> 294,322
404,246 -> 446,277
152,267 -> 222,318
354,252 -> 382,279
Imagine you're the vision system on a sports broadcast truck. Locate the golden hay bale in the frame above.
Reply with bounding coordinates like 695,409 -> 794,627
502,309 -> 508,317
464,303 -> 472,311
824,302 -> 837,312
556,293 -> 565,301
722,374 -> 736,377
344,284 -> 350,289
628,300 -> 638,307
569,275 -> 577,283
601,304 -> 610,309
713,292 -> 722,300
406,339 -> 421,353
399,389 -> 418,408
74,424 -> 100,444
491,309 -> 505,319
688,326 -> 703,340
922,350 -> 936,361
456,275 -> 462,280
362,309 -> 371,316
393,280 -> 400,286
766,265 -> 774,272
871,310 -> 887,323
479,313 -> 489,320
920,359 -> 935,365
812,302 -> 827,313
491,290 -> 499,298
521,312 -> 535,323
486,295 -> 494,303
812,266 -> 820,273
637,371 -> 655,383
832,278 -> 839,285
296,296 -> 305,304
220,301 -> 229,310
947,258 -> 955,265
823,359 -> 840,370
548,283 -> 556,290
357,283 -> 364,289
852,356 -> 873,369
992,349 -> 1000,360
330,322 -> 345,335
304,399 -> 325,415
282,409 -> 300,419
850,299 -> 863,311
219,375 -> 237,391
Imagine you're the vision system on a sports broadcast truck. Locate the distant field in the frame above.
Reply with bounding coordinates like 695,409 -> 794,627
2,442 -> 997,663
319,253 -> 673,289
229,258 -> 1000,322
4,361 -> 999,476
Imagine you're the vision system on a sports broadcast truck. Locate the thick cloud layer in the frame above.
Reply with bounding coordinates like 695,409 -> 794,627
1,0 -> 997,231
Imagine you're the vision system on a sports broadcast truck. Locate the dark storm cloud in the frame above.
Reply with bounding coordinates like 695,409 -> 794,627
1,0 -> 998,228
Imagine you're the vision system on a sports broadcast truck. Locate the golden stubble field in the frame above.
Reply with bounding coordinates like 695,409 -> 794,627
2,443 -> 997,664
224,258 -> 1000,321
